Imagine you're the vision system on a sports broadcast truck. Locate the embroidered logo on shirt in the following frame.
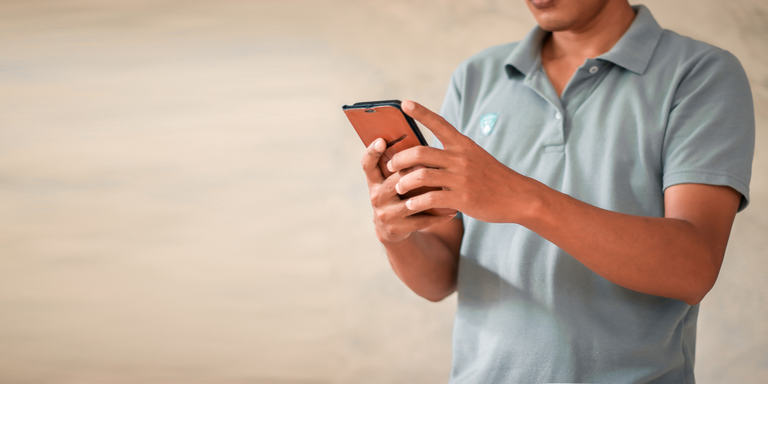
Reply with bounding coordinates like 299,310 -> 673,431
480,113 -> 498,136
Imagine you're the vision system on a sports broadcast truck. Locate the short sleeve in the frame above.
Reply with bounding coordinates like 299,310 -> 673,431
662,49 -> 755,211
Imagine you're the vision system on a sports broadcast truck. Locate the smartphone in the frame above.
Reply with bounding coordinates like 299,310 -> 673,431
342,100 -> 454,216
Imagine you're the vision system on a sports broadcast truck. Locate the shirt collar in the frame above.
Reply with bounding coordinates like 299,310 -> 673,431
505,4 -> 663,77
505,26 -> 548,78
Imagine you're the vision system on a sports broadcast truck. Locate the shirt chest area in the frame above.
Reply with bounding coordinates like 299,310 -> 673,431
462,66 -> 667,193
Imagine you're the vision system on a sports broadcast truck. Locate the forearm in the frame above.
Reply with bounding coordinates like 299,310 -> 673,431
521,181 -> 723,305
381,231 -> 458,302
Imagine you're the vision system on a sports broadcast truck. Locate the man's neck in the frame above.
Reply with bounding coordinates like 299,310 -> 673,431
539,1 -> 636,97
542,2 -> 636,62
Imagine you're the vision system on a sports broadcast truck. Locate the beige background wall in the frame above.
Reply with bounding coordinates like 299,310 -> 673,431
0,0 -> 765,383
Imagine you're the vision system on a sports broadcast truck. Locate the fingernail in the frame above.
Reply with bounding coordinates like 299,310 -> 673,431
395,182 -> 401,194
387,160 -> 393,172
405,199 -> 413,209
374,139 -> 385,151
402,100 -> 415,111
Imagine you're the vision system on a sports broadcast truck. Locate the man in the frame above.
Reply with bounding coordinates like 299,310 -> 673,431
360,0 -> 754,383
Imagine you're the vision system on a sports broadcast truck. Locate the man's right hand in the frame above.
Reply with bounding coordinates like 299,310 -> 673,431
361,138 -> 457,244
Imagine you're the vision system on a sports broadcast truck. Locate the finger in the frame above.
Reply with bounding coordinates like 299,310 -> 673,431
378,212 -> 456,242
377,187 -> 455,220
381,207 -> 455,231
386,145 -> 451,174
401,100 -> 464,147
377,169 -> 407,203
407,212 -> 458,232
396,167 -> 454,196
361,138 -> 387,185
404,190 -> 455,214
377,164 -> 422,195
374,198 -> 434,226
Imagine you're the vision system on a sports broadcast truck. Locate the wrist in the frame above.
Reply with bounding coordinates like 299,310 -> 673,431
512,176 -> 552,228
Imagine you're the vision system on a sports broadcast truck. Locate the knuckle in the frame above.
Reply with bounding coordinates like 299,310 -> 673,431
455,155 -> 468,170
382,209 -> 395,223
374,209 -> 386,222
369,189 -> 381,204
387,180 -> 398,191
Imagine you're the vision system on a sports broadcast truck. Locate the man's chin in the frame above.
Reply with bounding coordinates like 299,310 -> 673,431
537,19 -> 574,33
527,0 -> 572,31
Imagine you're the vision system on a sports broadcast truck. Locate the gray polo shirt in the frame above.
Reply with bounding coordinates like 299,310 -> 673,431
435,5 -> 754,383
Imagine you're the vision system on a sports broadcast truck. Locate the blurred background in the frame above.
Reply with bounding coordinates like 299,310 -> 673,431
0,0 -> 766,383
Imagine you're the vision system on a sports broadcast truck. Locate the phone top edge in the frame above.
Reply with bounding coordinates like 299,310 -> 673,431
342,100 -> 402,111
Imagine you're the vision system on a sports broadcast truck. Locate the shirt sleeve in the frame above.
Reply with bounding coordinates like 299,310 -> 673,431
662,48 -> 755,211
